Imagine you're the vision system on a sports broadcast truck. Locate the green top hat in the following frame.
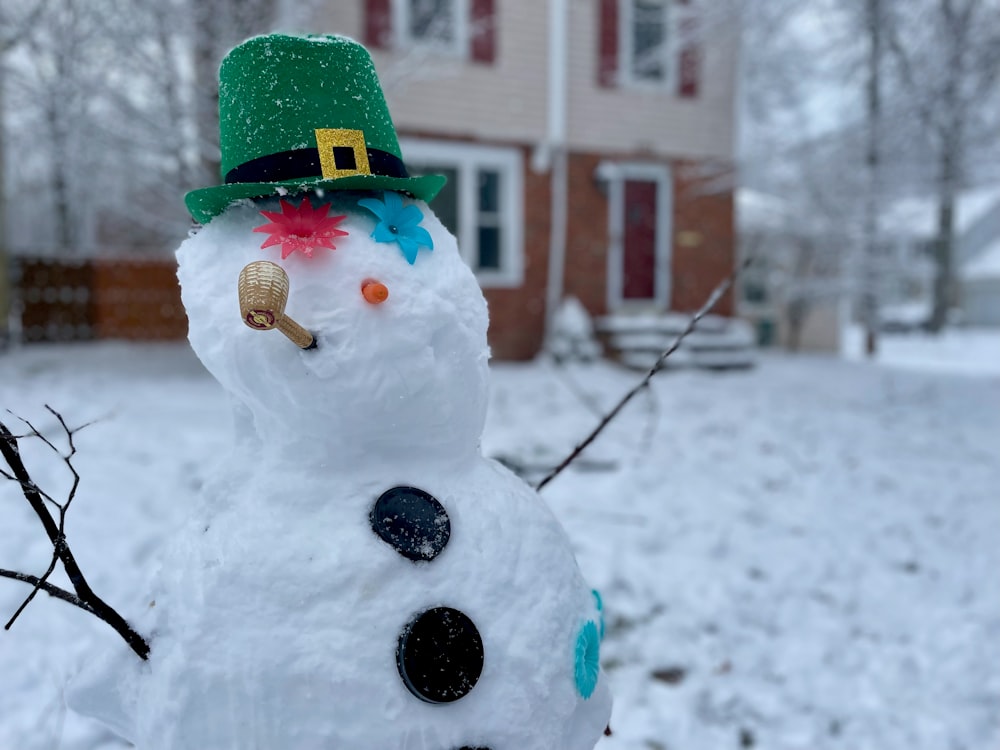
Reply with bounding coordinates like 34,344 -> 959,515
184,33 -> 446,224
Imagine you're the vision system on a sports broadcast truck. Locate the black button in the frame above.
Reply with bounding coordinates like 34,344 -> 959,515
397,607 -> 484,703
370,486 -> 451,562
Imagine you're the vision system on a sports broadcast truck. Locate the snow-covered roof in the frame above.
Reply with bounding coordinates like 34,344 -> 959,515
881,184 -> 1000,239
961,238 -> 1000,280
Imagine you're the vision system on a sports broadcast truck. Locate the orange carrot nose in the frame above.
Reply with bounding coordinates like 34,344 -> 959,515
361,279 -> 389,305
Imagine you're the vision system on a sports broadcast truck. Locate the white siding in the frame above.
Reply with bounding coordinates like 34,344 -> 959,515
315,2 -> 549,144
311,1 -> 738,159
565,0 -> 738,160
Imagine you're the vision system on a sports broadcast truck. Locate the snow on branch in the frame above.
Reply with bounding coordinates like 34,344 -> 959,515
0,407 -> 149,660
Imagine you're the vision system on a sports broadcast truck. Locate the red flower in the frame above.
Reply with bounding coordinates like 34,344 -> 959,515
253,198 -> 349,259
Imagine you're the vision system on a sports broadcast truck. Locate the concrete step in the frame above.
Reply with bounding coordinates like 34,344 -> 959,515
596,313 -> 756,370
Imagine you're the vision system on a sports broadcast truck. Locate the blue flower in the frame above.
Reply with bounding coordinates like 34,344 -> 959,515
357,191 -> 433,265
574,620 -> 601,700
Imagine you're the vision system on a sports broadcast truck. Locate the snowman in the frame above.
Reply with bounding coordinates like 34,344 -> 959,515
68,33 -> 612,750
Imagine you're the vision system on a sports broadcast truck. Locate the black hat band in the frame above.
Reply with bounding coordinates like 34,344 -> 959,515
225,146 -> 409,186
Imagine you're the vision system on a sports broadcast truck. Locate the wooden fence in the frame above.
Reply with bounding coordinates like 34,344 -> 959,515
15,257 -> 187,343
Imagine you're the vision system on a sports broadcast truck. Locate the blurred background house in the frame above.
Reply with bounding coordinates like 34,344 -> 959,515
736,187 -> 844,352
3,0 -> 999,360
736,183 -> 1000,352
3,0 -> 749,366
877,186 -> 1000,330
954,193 -> 1000,326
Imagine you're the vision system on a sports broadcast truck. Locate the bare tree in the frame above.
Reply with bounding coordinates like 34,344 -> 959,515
21,0 -> 108,253
0,0 -> 286,256
881,0 -> 1000,331
739,0 -> 1000,344
0,0 -> 50,338
861,0 -> 884,355
189,0 -> 277,188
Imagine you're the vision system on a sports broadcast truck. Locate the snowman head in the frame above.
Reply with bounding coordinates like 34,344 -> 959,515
177,191 -> 490,464
177,34 -> 492,464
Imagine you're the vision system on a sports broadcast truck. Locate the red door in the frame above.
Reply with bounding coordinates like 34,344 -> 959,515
622,179 -> 657,300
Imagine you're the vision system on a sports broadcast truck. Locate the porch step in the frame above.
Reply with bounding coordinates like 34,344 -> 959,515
596,313 -> 756,370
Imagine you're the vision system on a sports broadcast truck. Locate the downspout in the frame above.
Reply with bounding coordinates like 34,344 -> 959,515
543,0 -> 569,350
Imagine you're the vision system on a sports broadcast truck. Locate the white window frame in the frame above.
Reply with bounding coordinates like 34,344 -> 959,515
401,137 -> 525,288
394,0 -> 469,57
619,0 -> 679,90
598,161 -> 673,311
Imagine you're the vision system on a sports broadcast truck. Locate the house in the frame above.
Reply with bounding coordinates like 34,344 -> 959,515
954,191 -> 1000,327
735,188 -> 845,352
960,241 -> 1000,325
306,0 -> 740,360
879,185 -> 1000,329
12,0 -> 741,357
735,183 -> 1000,354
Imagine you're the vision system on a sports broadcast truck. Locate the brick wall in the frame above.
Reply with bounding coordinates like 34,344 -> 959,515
564,153 -> 614,317
671,161 -> 735,315
562,152 -> 735,313
485,151 -> 735,360
482,146 -> 551,360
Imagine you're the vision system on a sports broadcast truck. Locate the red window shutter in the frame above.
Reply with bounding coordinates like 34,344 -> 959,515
365,0 -> 392,49
598,0 -> 619,87
676,0 -> 700,98
470,0 -> 497,63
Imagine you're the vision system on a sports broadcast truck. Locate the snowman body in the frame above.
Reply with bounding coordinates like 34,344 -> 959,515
88,195 -> 610,750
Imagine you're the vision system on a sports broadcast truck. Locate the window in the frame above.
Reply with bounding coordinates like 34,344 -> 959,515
597,0 -> 699,94
631,0 -> 669,81
742,277 -> 769,305
366,0 -> 496,63
401,139 -> 524,287
621,0 -> 675,88
394,0 -> 468,55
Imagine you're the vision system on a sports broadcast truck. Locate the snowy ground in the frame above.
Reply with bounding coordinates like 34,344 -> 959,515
843,324 -> 1000,376
0,333 -> 998,750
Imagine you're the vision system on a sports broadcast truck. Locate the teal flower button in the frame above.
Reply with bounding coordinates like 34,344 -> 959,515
574,620 -> 601,699
358,191 -> 433,265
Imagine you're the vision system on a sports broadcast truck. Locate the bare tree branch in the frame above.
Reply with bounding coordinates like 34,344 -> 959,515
0,0 -> 51,52
0,411 -> 149,660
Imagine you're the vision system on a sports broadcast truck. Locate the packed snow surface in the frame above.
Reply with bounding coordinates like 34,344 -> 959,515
0,332 -> 997,749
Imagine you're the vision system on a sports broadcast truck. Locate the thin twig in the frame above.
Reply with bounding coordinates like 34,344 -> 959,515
0,413 -> 150,660
535,258 -> 752,492
4,543 -> 61,629
0,569 -> 95,614
0,465 -> 60,508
